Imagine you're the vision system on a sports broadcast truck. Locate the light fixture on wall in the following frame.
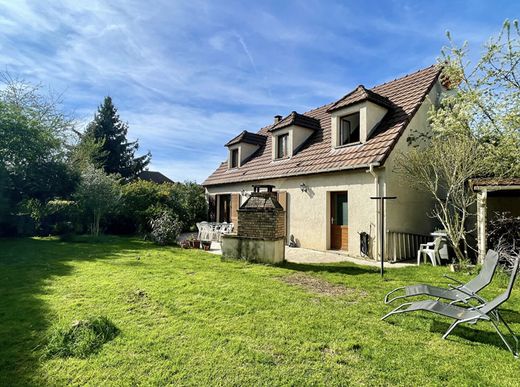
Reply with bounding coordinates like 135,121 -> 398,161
299,183 -> 308,193
240,189 -> 250,197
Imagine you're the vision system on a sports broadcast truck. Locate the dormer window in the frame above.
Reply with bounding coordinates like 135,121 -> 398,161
269,111 -> 320,161
276,134 -> 289,159
224,130 -> 266,170
230,148 -> 239,168
339,113 -> 360,145
328,85 -> 391,148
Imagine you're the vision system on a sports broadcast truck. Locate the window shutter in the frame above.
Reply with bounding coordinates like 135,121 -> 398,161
230,193 -> 240,228
277,191 -> 288,237
277,191 -> 287,211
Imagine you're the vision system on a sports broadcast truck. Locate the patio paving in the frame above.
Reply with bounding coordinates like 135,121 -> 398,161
201,241 -> 413,268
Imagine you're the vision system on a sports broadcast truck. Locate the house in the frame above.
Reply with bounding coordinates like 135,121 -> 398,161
138,170 -> 174,184
203,65 -> 447,260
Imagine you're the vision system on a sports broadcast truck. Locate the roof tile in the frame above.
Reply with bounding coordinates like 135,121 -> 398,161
204,65 -> 440,186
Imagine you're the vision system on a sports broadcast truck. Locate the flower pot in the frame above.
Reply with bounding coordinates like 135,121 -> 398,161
191,240 -> 201,249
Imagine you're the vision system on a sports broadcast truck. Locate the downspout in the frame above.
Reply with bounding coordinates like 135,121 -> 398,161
367,163 -> 380,260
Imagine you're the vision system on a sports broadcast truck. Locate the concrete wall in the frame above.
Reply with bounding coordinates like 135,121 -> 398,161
222,236 -> 285,264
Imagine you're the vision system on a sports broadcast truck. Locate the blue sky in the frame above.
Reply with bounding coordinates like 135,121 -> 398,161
0,1 -> 518,182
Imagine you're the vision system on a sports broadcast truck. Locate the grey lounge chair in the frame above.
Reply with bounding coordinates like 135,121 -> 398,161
385,249 -> 499,305
382,256 -> 520,357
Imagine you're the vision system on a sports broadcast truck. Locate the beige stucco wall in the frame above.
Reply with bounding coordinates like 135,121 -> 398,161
207,168 -> 379,257
383,86 -> 440,236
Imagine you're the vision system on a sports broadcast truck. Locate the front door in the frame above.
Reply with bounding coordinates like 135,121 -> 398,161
330,192 -> 348,250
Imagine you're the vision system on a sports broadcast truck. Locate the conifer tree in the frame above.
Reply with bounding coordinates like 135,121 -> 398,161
83,96 -> 150,180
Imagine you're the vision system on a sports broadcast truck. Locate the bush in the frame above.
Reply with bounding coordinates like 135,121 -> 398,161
117,180 -> 180,234
149,209 -> 182,245
44,316 -> 119,358
116,180 -> 207,235
488,212 -> 520,251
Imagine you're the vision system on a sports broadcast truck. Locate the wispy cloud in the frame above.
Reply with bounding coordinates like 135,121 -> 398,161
0,0 -> 515,182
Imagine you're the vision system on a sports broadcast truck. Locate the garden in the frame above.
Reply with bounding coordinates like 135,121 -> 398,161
1,236 -> 519,385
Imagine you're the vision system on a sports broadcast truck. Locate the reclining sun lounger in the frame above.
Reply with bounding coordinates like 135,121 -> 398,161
385,250 -> 499,304
382,255 -> 520,357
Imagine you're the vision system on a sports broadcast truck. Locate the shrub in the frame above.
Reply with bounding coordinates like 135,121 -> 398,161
488,212 -> 520,251
149,209 -> 182,245
117,180 -> 207,235
118,180 -> 180,234
44,316 -> 119,358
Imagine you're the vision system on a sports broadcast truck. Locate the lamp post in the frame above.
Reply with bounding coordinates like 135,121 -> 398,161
370,196 -> 397,278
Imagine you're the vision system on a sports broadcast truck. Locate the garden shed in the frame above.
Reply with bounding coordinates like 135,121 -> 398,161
471,178 -> 520,262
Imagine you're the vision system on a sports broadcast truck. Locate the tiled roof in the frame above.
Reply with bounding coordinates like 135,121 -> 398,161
327,85 -> 394,112
138,171 -> 174,184
203,65 -> 441,187
269,111 -> 321,132
225,130 -> 267,147
470,178 -> 520,190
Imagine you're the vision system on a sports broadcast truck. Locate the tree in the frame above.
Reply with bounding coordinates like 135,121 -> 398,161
171,181 -> 208,231
396,20 -> 520,262
434,20 -> 520,177
69,132 -> 107,171
82,96 -> 150,181
74,166 -> 121,236
0,75 -> 78,219
395,136 -> 487,261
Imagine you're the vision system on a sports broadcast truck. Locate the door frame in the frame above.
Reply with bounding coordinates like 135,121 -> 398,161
329,191 -> 349,250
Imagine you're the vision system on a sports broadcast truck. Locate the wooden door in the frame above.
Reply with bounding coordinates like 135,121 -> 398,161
330,192 -> 348,250
276,191 -> 288,238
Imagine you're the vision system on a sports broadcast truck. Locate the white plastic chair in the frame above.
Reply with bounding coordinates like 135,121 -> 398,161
417,237 -> 448,266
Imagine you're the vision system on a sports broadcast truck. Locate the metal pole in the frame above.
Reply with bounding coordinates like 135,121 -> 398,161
381,198 -> 384,278
370,196 -> 396,279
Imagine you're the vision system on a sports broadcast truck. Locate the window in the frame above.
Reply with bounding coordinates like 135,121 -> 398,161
339,113 -> 360,145
230,149 -> 239,168
277,134 -> 289,159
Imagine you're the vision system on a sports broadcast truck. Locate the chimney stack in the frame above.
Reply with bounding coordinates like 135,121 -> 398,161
274,115 -> 282,124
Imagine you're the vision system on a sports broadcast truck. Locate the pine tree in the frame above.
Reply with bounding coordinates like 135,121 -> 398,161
83,96 -> 150,180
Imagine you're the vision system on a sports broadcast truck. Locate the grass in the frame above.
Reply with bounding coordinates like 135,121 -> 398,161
0,236 -> 519,386
44,315 -> 119,359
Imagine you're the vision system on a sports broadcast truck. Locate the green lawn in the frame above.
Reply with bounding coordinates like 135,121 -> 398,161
1,237 -> 519,386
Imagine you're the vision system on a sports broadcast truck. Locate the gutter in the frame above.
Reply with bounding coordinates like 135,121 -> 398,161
203,162 -> 382,187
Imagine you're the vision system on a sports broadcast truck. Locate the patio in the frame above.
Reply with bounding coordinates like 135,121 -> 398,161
201,240 -> 413,268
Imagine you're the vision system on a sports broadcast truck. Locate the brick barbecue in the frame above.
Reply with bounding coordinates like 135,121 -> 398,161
221,185 -> 286,263
237,185 -> 285,240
